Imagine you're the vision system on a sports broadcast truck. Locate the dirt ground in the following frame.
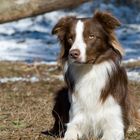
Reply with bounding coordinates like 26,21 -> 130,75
0,61 -> 139,140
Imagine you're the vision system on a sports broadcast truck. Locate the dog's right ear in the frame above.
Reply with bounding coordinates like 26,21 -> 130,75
93,11 -> 121,32
52,16 -> 76,40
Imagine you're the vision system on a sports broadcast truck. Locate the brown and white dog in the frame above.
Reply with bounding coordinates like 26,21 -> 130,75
51,11 -> 138,140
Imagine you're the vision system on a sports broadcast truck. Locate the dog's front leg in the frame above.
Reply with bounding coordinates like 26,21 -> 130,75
63,113 -> 84,140
63,125 -> 82,140
101,116 -> 124,140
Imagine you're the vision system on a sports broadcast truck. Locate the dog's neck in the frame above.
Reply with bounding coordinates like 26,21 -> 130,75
64,62 -> 92,92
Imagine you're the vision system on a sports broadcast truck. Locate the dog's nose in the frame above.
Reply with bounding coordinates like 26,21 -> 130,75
69,49 -> 80,59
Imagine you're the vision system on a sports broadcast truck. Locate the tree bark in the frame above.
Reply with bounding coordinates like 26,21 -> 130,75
0,0 -> 91,24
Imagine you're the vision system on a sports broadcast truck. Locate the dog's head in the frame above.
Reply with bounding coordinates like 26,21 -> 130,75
52,11 -> 123,64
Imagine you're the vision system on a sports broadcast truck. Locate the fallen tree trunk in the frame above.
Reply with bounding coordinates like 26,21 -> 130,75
0,0 -> 91,24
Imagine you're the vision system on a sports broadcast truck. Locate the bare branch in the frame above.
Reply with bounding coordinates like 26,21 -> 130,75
0,0 -> 91,24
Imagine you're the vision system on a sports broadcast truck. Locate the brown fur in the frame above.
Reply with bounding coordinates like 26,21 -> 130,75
49,11 -> 139,138
52,16 -> 77,63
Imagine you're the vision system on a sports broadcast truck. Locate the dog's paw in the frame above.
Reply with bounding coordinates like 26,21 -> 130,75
63,137 -> 78,140
101,133 -> 124,140
63,128 -> 81,140
63,134 -> 78,140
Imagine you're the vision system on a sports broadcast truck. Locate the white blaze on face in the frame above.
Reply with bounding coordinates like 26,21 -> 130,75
70,20 -> 86,62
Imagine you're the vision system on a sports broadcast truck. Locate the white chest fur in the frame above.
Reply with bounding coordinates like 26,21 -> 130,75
74,61 -> 112,108
64,61 -> 124,140
69,61 -> 113,111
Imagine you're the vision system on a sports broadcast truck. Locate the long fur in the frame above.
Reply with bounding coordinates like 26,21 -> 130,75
48,11 -> 139,140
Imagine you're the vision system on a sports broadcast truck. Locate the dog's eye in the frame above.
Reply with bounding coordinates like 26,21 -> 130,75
88,34 -> 96,40
68,37 -> 73,44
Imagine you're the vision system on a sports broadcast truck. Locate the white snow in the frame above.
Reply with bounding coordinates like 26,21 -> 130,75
0,72 -> 138,83
127,71 -> 140,82
0,76 -> 39,83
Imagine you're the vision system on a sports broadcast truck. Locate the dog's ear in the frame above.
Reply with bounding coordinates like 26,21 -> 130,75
52,16 -> 76,40
93,11 -> 124,55
110,37 -> 124,56
93,11 -> 121,31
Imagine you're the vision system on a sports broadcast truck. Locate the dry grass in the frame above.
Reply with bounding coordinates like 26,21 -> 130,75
0,61 -> 139,140
123,60 -> 140,68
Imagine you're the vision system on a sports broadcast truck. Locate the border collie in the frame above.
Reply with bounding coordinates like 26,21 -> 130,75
50,11 -> 139,140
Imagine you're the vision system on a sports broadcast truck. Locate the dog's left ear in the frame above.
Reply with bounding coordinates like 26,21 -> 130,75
93,11 -> 124,55
93,11 -> 121,31
52,16 -> 76,41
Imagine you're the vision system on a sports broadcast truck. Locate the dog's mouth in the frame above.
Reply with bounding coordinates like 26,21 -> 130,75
69,57 -> 83,63
70,58 -> 97,65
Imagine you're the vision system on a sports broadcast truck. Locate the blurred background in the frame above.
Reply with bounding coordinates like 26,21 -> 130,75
0,0 -> 139,81
0,0 -> 140,74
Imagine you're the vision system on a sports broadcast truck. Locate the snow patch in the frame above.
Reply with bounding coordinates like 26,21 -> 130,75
127,71 -> 140,82
0,76 -> 39,83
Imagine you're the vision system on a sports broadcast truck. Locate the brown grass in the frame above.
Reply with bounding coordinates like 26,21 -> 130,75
123,60 -> 140,68
0,61 -> 139,140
